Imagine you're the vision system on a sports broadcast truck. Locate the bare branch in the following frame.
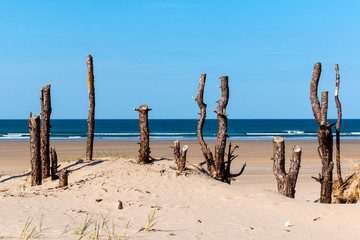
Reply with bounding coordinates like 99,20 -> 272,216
310,62 -> 322,124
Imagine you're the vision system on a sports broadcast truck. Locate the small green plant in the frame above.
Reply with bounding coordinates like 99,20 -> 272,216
18,217 -> 41,240
104,219 -> 130,240
144,208 -> 159,232
66,215 -> 94,239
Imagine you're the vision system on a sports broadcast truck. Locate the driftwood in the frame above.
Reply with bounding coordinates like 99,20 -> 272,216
40,84 -> 51,179
272,137 -> 302,198
310,62 -> 334,203
171,140 -> 188,172
50,147 -> 58,180
59,169 -> 68,187
29,115 -> 41,186
86,55 -> 95,161
334,64 -> 343,185
134,104 -> 152,164
194,74 -> 246,183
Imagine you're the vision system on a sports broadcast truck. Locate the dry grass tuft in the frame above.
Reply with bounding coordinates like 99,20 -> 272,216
332,162 -> 360,204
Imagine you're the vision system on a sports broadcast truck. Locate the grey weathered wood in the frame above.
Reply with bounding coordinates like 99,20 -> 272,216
40,84 -> 51,179
172,140 -> 188,172
272,137 -> 301,198
134,105 -> 151,164
50,147 -> 58,180
335,64 -> 343,185
29,115 -> 41,186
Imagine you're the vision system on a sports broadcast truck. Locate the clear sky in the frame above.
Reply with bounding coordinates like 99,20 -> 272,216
0,0 -> 359,119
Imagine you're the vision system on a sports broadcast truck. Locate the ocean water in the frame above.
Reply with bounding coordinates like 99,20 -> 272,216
1,119 -> 360,141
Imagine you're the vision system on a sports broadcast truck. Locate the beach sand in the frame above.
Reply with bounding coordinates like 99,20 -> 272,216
1,140 -> 360,239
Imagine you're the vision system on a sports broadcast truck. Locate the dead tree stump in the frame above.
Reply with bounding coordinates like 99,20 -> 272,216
86,54 -> 95,161
335,64 -> 343,185
272,137 -> 302,198
194,74 -> 246,183
50,147 -> 58,180
40,84 -> 51,179
134,104 -> 152,164
29,115 -> 41,186
310,62 -> 334,203
59,169 -> 68,187
172,140 -> 188,172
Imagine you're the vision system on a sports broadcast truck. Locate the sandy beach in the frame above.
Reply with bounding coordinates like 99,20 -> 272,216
0,140 -> 360,239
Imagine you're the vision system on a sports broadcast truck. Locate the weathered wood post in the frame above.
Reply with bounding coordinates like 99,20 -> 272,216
86,54 -> 95,161
50,147 -> 58,180
59,169 -> 68,187
134,104 -> 151,164
40,84 -> 51,179
172,140 -> 188,172
310,62 -> 334,203
272,137 -> 302,198
334,64 -> 343,185
29,114 -> 41,186
194,74 -> 245,183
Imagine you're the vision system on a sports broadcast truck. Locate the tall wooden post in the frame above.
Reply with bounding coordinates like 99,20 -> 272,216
86,55 -> 95,161
29,115 -> 41,186
310,62 -> 334,203
272,137 -> 302,198
134,105 -> 151,164
50,147 -> 58,180
334,64 -> 343,185
40,84 -> 51,179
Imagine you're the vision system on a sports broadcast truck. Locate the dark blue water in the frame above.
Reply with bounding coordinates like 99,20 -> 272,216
1,119 -> 360,141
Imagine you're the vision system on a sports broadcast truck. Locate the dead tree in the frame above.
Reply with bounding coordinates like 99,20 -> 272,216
310,62 -> 334,203
59,169 -> 68,187
194,74 -> 246,183
40,84 -> 51,179
335,64 -> 343,185
172,140 -> 188,172
29,114 -> 41,186
272,137 -> 302,198
134,104 -> 152,164
86,54 -> 95,161
50,147 -> 58,180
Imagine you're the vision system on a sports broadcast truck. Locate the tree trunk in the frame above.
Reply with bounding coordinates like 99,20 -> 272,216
29,115 -> 41,186
310,62 -> 334,204
335,64 -> 343,185
172,140 -> 188,172
59,169 -> 68,187
50,147 -> 58,180
272,137 -> 302,198
40,84 -> 51,179
214,76 -> 229,182
194,73 -> 216,176
86,55 -> 95,161
134,105 -> 151,164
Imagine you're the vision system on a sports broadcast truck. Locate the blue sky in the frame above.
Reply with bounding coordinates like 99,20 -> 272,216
0,0 -> 359,119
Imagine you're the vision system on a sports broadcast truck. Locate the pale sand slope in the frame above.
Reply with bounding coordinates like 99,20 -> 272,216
1,141 -> 360,239
0,155 -> 360,239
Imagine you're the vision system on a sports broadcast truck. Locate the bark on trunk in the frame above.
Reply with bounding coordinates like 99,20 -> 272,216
50,147 -> 58,180
310,62 -> 334,204
86,54 -> 95,161
172,140 -> 188,172
272,137 -> 302,198
335,64 -> 343,185
40,84 -> 51,179
194,73 -> 216,176
134,104 -> 151,164
29,115 -> 41,186
214,76 -> 229,182
59,169 -> 68,187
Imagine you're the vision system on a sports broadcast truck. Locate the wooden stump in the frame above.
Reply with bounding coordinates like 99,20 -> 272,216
272,137 -> 302,198
59,169 -> 68,187
134,105 -> 152,164
172,140 -> 188,172
50,147 -> 58,180
29,115 -> 41,186
310,62 -> 334,203
40,84 -> 51,179
86,54 -> 95,161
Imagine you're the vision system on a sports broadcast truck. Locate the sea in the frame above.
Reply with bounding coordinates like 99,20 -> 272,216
1,119 -> 360,141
